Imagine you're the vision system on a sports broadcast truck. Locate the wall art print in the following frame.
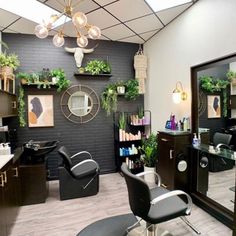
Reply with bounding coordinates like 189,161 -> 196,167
28,95 -> 54,127
207,95 -> 221,118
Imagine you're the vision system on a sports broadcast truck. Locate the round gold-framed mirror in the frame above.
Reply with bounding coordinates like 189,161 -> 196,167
61,85 -> 100,123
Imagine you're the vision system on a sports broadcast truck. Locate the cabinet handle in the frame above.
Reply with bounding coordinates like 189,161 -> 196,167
161,183 -> 167,188
12,167 -> 18,177
161,138 -> 169,142
12,101 -> 17,109
3,171 -> 7,183
169,149 -> 174,159
0,174 -> 4,187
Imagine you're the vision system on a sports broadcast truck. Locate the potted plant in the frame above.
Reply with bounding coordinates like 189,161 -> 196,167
139,133 -> 158,183
85,59 -> 111,75
124,79 -> 139,100
0,52 -> 20,75
101,83 -> 117,116
16,72 -> 31,85
116,80 -> 126,94
50,68 -> 70,92
226,70 -> 236,84
18,86 -> 26,127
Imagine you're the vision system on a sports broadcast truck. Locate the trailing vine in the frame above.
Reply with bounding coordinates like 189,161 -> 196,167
18,86 -> 26,127
199,76 -> 230,117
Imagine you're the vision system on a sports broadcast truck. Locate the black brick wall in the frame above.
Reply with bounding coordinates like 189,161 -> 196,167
3,33 -> 143,178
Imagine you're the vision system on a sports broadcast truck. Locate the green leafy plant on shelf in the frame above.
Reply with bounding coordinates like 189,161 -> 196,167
0,52 -> 20,70
16,72 -> 31,84
18,86 -> 26,127
101,83 -> 117,116
226,70 -> 236,82
124,79 -> 139,100
118,112 -> 126,130
199,75 -> 230,117
50,68 -> 70,92
139,133 -> 158,168
85,60 -> 111,75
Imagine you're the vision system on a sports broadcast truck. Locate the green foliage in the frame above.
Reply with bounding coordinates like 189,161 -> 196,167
16,72 -> 30,79
50,68 -> 70,92
138,106 -> 144,119
199,75 -> 230,117
18,86 -> 26,127
226,70 -> 236,81
85,60 -> 111,75
0,40 -> 9,50
139,133 -> 158,167
124,79 -> 139,100
0,52 -> 20,70
118,112 -> 126,130
101,83 -> 117,116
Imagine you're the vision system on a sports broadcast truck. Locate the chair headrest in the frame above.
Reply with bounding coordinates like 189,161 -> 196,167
58,146 -> 73,169
213,132 -> 232,146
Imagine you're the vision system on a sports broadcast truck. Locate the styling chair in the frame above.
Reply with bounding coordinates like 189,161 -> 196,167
58,146 -> 99,200
209,132 -> 234,172
121,163 -> 200,236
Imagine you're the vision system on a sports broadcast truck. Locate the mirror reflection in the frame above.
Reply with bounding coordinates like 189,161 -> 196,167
196,56 -> 236,212
68,91 -> 92,116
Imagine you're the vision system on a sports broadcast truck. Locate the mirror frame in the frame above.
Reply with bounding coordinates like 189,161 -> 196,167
191,52 -> 236,231
60,84 -> 100,124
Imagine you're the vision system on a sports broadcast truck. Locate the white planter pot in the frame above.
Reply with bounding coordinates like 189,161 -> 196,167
144,166 -> 155,184
117,86 -> 125,94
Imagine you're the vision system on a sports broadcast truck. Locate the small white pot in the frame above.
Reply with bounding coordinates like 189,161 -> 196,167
117,86 -> 125,94
144,166 -> 156,184
52,77 -> 59,84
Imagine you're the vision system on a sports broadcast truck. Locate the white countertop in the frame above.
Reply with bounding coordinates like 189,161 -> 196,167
0,154 -> 14,169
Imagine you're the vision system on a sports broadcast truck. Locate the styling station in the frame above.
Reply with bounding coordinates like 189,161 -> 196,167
0,0 -> 236,236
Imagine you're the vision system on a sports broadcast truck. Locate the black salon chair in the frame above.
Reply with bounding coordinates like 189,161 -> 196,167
209,132 -> 234,172
121,163 -> 200,236
58,146 -> 99,200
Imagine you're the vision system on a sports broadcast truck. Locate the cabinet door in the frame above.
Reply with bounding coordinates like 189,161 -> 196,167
0,172 -> 7,236
0,90 -> 17,117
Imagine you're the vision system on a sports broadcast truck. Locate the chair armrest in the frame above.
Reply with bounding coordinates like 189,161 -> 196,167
150,190 -> 192,215
136,171 -> 161,187
70,151 -> 92,159
71,159 -> 99,172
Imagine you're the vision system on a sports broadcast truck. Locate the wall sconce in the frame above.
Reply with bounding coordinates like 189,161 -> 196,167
172,81 -> 187,104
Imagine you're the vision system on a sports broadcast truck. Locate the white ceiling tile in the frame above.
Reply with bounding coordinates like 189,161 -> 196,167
119,35 -> 144,44
45,0 -> 99,14
105,0 -> 152,22
6,18 -> 36,35
102,24 -> 134,40
94,0 -> 118,6
0,9 -> 20,28
157,2 -> 192,25
86,8 -> 119,29
126,14 -> 163,34
140,30 -> 159,41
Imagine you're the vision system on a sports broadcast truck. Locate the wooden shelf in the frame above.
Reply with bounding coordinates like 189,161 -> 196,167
73,72 -> 112,78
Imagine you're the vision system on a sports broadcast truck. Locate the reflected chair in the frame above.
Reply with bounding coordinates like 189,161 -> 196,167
121,163 -> 200,236
209,132 -> 234,172
58,146 -> 99,200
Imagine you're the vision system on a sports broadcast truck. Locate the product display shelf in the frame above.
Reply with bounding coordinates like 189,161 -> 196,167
113,110 -> 151,174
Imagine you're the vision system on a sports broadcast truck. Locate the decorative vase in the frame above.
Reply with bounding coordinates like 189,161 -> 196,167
0,66 -> 13,76
144,166 -> 156,184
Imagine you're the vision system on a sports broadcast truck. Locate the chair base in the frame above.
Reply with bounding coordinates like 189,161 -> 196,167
59,166 -> 99,200
128,224 -> 172,236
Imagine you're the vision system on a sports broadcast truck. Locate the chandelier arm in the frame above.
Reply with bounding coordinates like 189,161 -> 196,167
61,14 -> 68,33
176,81 -> 184,92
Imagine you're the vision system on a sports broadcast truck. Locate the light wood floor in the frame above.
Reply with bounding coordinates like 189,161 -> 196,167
10,173 -> 232,236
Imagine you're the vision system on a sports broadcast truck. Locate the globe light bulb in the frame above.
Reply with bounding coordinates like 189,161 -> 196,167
77,35 -> 88,48
53,33 -> 65,47
35,25 -> 48,39
72,12 -> 87,28
172,89 -> 181,104
88,25 -> 101,39
44,14 -> 59,29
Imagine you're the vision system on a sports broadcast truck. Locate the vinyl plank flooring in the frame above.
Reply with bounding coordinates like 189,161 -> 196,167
10,173 -> 232,236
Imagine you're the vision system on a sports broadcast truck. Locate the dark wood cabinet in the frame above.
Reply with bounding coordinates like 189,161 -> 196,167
0,90 -> 17,117
156,131 -> 191,191
0,172 -> 7,236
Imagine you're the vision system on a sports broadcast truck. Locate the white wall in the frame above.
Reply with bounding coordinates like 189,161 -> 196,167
144,0 -> 236,132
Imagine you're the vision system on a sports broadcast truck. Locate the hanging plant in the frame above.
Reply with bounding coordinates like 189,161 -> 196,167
18,86 -> 26,127
199,76 -> 230,117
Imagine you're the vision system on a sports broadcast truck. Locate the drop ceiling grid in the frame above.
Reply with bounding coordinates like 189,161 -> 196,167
0,9 -> 20,28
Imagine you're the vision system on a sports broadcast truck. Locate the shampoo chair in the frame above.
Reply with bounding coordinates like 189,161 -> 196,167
58,146 -> 99,200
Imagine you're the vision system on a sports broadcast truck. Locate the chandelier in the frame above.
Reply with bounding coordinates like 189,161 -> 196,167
34,0 -> 101,48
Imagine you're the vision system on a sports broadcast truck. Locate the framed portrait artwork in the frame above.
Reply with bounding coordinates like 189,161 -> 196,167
28,95 -> 54,127
207,95 -> 221,118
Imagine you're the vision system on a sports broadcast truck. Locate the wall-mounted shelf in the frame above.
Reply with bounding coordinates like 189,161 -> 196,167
73,72 -> 112,78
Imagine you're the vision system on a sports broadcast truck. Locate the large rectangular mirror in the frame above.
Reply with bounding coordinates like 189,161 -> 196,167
191,53 -> 236,231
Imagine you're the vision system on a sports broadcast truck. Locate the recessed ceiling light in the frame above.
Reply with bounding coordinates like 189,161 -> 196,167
0,0 -> 69,28
145,0 -> 192,12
